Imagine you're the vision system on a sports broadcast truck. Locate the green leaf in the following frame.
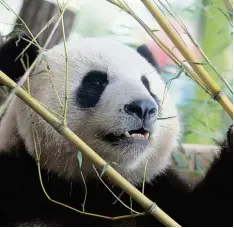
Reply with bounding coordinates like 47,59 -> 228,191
151,29 -> 159,33
4,28 -> 21,40
100,162 -> 110,178
195,154 -> 204,172
77,151 -> 82,169
172,152 -> 188,168
189,152 -> 195,160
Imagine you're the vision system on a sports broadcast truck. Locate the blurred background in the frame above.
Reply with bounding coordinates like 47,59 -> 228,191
0,0 -> 233,184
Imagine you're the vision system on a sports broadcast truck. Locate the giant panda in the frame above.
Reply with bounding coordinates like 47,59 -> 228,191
0,35 -> 232,227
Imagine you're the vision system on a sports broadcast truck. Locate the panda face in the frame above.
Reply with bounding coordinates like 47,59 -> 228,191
1,38 -> 180,184
74,68 -> 159,165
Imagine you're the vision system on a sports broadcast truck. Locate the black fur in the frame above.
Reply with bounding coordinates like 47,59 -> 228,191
0,141 -> 131,226
76,71 -> 109,108
0,126 -> 232,226
137,125 -> 233,227
141,75 -> 159,104
137,44 -> 161,73
0,34 -> 38,83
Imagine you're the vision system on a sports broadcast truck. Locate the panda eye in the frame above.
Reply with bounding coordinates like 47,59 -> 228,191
84,71 -> 108,87
91,80 -> 101,86
76,70 -> 109,108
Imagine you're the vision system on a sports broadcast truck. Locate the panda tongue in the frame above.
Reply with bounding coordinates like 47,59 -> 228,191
131,135 -> 149,146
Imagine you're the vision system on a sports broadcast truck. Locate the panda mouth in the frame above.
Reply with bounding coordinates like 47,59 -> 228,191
124,129 -> 150,139
103,128 -> 150,145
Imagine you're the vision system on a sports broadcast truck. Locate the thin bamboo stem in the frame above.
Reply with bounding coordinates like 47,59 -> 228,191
141,0 -> 233,119
223,0 -> 233,16
0,2 -> 68,119
0,70 -> 181,227
107,0 -> 212,98
157,0 -> 233,94
33,129 -> 144,221
56,0 -> 69,126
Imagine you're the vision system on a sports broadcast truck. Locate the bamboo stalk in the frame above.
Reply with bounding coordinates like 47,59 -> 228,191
223,0 -> 233,16
0,1 -> 68,119
141,0 -> 233,119
157,0 -> 233,94
0,70 -> 181,227
106,1 -> 214,99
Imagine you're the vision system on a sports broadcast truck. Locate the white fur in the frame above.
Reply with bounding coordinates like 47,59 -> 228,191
0,100 -> 19,151
0,38 -> 180,185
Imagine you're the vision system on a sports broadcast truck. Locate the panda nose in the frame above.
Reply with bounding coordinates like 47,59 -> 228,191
124,100 -> 158,120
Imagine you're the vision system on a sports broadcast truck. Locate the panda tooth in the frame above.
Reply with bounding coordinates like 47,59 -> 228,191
128,132 -> 150,139
144,132 -> 150,139
131,133 -> 144,138
124,131 -> 131,137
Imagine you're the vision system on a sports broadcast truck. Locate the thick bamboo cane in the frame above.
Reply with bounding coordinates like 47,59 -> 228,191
0,70 -> 181,227
141,0 -> 233,119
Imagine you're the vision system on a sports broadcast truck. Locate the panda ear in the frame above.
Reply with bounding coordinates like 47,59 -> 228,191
0,33 -> 39,83
137,44 -> 161,73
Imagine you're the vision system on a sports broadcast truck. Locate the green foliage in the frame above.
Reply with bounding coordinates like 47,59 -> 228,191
195,153 -> 203,172
172,152 -> 188,169
172,150 -> 205,177
100,162 -> 110,178
183,0 -> 233,144
77,151 -> 82,169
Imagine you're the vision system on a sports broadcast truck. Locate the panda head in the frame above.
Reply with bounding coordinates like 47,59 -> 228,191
0,36 -> 180,185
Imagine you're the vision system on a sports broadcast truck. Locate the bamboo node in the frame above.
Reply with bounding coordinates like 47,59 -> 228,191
213,91 -> 224,101
147,202 -> 157,214
57,124 -> 65,134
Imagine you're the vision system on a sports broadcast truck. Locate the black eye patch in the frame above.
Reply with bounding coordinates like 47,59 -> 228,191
141,75 -> 158,102
76,70 -> 108,108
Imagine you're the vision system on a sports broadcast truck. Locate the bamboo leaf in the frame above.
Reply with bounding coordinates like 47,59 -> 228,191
195,154 -> 204,172
189,152 -> 195,160
172,152 -> 188,168
4,29 -> 21,40
77,151 -> 82,169
100,162 -> 110,178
